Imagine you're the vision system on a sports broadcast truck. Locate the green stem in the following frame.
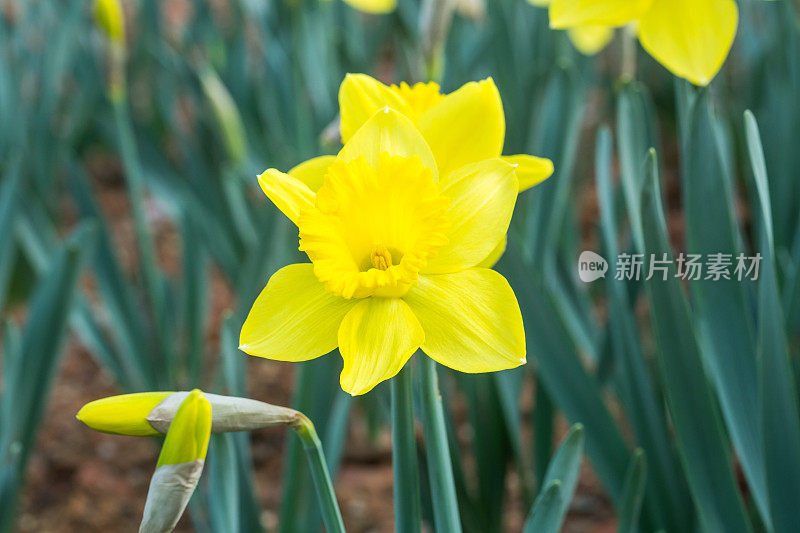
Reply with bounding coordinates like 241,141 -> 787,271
418,355 -> 462,533
419,0 -> 455,82
293,414 -> 346,533
391,364 -> 422,533
620,25 -> 637,83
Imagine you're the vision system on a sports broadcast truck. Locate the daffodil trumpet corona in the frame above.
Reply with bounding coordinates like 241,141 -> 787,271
530,0 -> 739,86
241,75 -> 549,396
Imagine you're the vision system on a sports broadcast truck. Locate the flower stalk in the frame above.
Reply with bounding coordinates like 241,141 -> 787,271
419,0 -> 456,82
290,413 -> 346,533
620,25 -> 638,83
417,355 -> 462,532
391,364 -> 423,533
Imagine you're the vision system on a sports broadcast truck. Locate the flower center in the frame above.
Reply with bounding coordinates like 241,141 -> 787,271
370,245 -> 393,271
298,153 -> 449,299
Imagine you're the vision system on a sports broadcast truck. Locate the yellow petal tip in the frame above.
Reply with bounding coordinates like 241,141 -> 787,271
157,390 -> 212,467
77,392 -> 174,436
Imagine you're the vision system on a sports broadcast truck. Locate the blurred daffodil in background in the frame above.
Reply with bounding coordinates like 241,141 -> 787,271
527,0 -> 613,55
530,0 -> 739,86
93,0 -> 125,44
337,0 -> 396,14
240,76 -> 549,396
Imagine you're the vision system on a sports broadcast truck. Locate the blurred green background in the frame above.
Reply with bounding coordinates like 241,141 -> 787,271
1,0 -> 799,531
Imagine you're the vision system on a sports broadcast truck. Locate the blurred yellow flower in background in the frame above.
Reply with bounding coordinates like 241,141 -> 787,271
533,0 -> 738,86
240,82 -> 540,395
339,0 -> 396,14
93,0 -> 125,44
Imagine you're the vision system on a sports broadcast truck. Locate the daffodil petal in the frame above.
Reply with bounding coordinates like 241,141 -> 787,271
289,155 -> 336,193
549,0 -> 652,29
338,107 -> 438,180
338,298 -> 424,396
567,25 -> 615,55
405,269 -> 526,373
339,74 -> 411,143
638,0 -> 738,86
240,264 -> 355,361
476,236 -> 507,269
425,159 -> 517,274
340,0 -> 396,15
258,169 -> 316,226
502,154 -> 554,191
157,390 -> 212,467
418,78 -> 504,180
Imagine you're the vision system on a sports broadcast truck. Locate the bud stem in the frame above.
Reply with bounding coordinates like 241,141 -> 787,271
620,25 -> 637,83
419,0 -> 455,82
291,413 -> 346,533
391,363 -> 422,533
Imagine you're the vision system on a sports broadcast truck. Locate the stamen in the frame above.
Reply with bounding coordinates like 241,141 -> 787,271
370,245 -> 392,271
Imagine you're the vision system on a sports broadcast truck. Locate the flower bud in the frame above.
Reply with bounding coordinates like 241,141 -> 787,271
77,391 -> 302,436
139,390 -> 211,533
156,389 -> 211,467
93,0 -> 126,44
147,392 -> 301,434
199,66 -> 247,165
76,392 -> 174,436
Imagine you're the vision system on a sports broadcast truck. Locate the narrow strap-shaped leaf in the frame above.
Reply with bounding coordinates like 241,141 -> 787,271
533,378 -> 554,493
681,91 -> 767,527
522,481 -> 563,533
523,424 -> 584,533
0,226 -> 91,533
618,449 -> 647,533
616,82 -> 658,253
639,150 -> 752,533
460,372 -> 509,531
501,252 -> 630,505
0,159 -> 21,310
596,126 -> 691,532
745,110 -> 800,533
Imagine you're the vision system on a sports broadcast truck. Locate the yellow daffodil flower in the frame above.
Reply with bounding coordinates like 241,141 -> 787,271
339,0 -> 396,14
241,105 -> 528,396
528,0 -> 615,56
543,0 -> 739,86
